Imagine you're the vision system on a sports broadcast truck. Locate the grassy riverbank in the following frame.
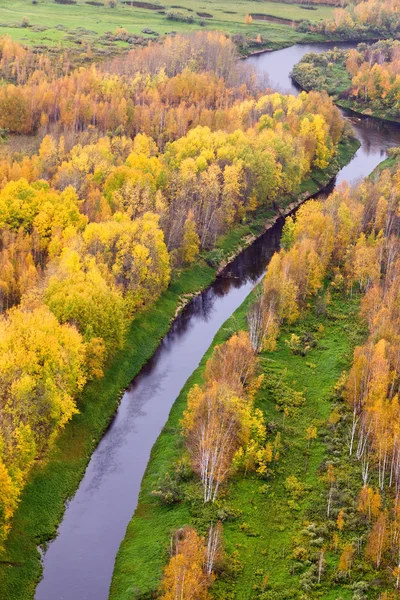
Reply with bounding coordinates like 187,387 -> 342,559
291,50 -> 400,124
109,271 -> 366,600
0,134 -> 358,600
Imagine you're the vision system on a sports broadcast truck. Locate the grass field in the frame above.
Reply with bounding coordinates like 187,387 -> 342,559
0,0 -> 334,54
0,136 -> 359,600
109,267 -> 366,600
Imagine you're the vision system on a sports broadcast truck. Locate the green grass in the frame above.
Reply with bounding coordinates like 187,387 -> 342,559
370,153 -> 400,178
0,0 -> 334,55
109,279 -> 366,600
0,135 -> 358,600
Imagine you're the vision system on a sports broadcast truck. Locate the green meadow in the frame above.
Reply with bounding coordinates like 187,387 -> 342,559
0,0 -> 333,54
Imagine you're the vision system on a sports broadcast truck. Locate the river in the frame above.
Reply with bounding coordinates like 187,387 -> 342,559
35,42 -> 400,600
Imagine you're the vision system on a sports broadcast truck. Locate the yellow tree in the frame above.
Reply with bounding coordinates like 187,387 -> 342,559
182,382 -> 251,502
159,527 -> 210,600
338,543 -> 354,576
366,509 -> 389,569
181,211 -> 200,264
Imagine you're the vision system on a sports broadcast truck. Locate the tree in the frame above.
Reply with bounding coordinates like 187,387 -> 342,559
327,463 -> 335,517
205,331 -> 257,394
44,249 -> 128,361
0,457 -> 18,546
306,425 -> 317,447
247,293 -> 279,353
366,510 -> 389,568
159,527 -> 210,600
337,509 -> 345,531
205,522 -> 223,576
181,212 -> 200,264
182,382 -> 251,502
338,543 -> 354,575
83,213 -> 170,312
0,303 -> 86,445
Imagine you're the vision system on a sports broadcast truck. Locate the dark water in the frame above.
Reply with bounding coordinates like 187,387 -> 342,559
35,42 -> 400,600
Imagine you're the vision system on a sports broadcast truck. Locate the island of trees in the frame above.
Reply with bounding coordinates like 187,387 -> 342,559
292,39 -> 400,122
297,0 -> 400,40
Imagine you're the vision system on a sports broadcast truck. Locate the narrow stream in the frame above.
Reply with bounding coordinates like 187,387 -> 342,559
35,42 -> 400,600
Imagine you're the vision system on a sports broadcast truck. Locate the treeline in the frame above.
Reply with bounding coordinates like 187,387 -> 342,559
292,40 -> 400,120
341,168 -> 400,585
0,32 -> 348,548
299,0 -> 400,37
0,32 -> 256,141
0,36 -> 75,86
155,162 -> 400,598
268,0 -> 349,6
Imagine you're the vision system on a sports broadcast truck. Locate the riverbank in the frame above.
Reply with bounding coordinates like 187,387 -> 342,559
0,133 -> 358,600
291,48 -> 400,125
109,263 -> 366,600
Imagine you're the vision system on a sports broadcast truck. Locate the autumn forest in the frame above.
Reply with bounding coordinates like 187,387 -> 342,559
0,2 -> 400,600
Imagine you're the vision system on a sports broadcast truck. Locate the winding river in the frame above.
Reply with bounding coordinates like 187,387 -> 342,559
35,42 -> 400,600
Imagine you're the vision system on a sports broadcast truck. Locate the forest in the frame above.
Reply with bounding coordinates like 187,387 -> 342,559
292,40 -> 400,122
0,30 -> 352,566
1,2 -> 400,600
0,0 -> 335,59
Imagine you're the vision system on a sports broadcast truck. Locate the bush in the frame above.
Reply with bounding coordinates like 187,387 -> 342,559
262,372 -> 305,416
151,472 -> 183,505
166,10 -> 194,23
284,475 -> 305,499
206,248 -> 225,268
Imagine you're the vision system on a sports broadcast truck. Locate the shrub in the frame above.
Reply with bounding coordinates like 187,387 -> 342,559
151,472 -> 183,505
166,10 -> 194,23
206,248 -> 225,268
284,475 -> 305,499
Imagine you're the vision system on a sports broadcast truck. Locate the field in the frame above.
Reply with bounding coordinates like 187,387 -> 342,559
0,0 -> 334,54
